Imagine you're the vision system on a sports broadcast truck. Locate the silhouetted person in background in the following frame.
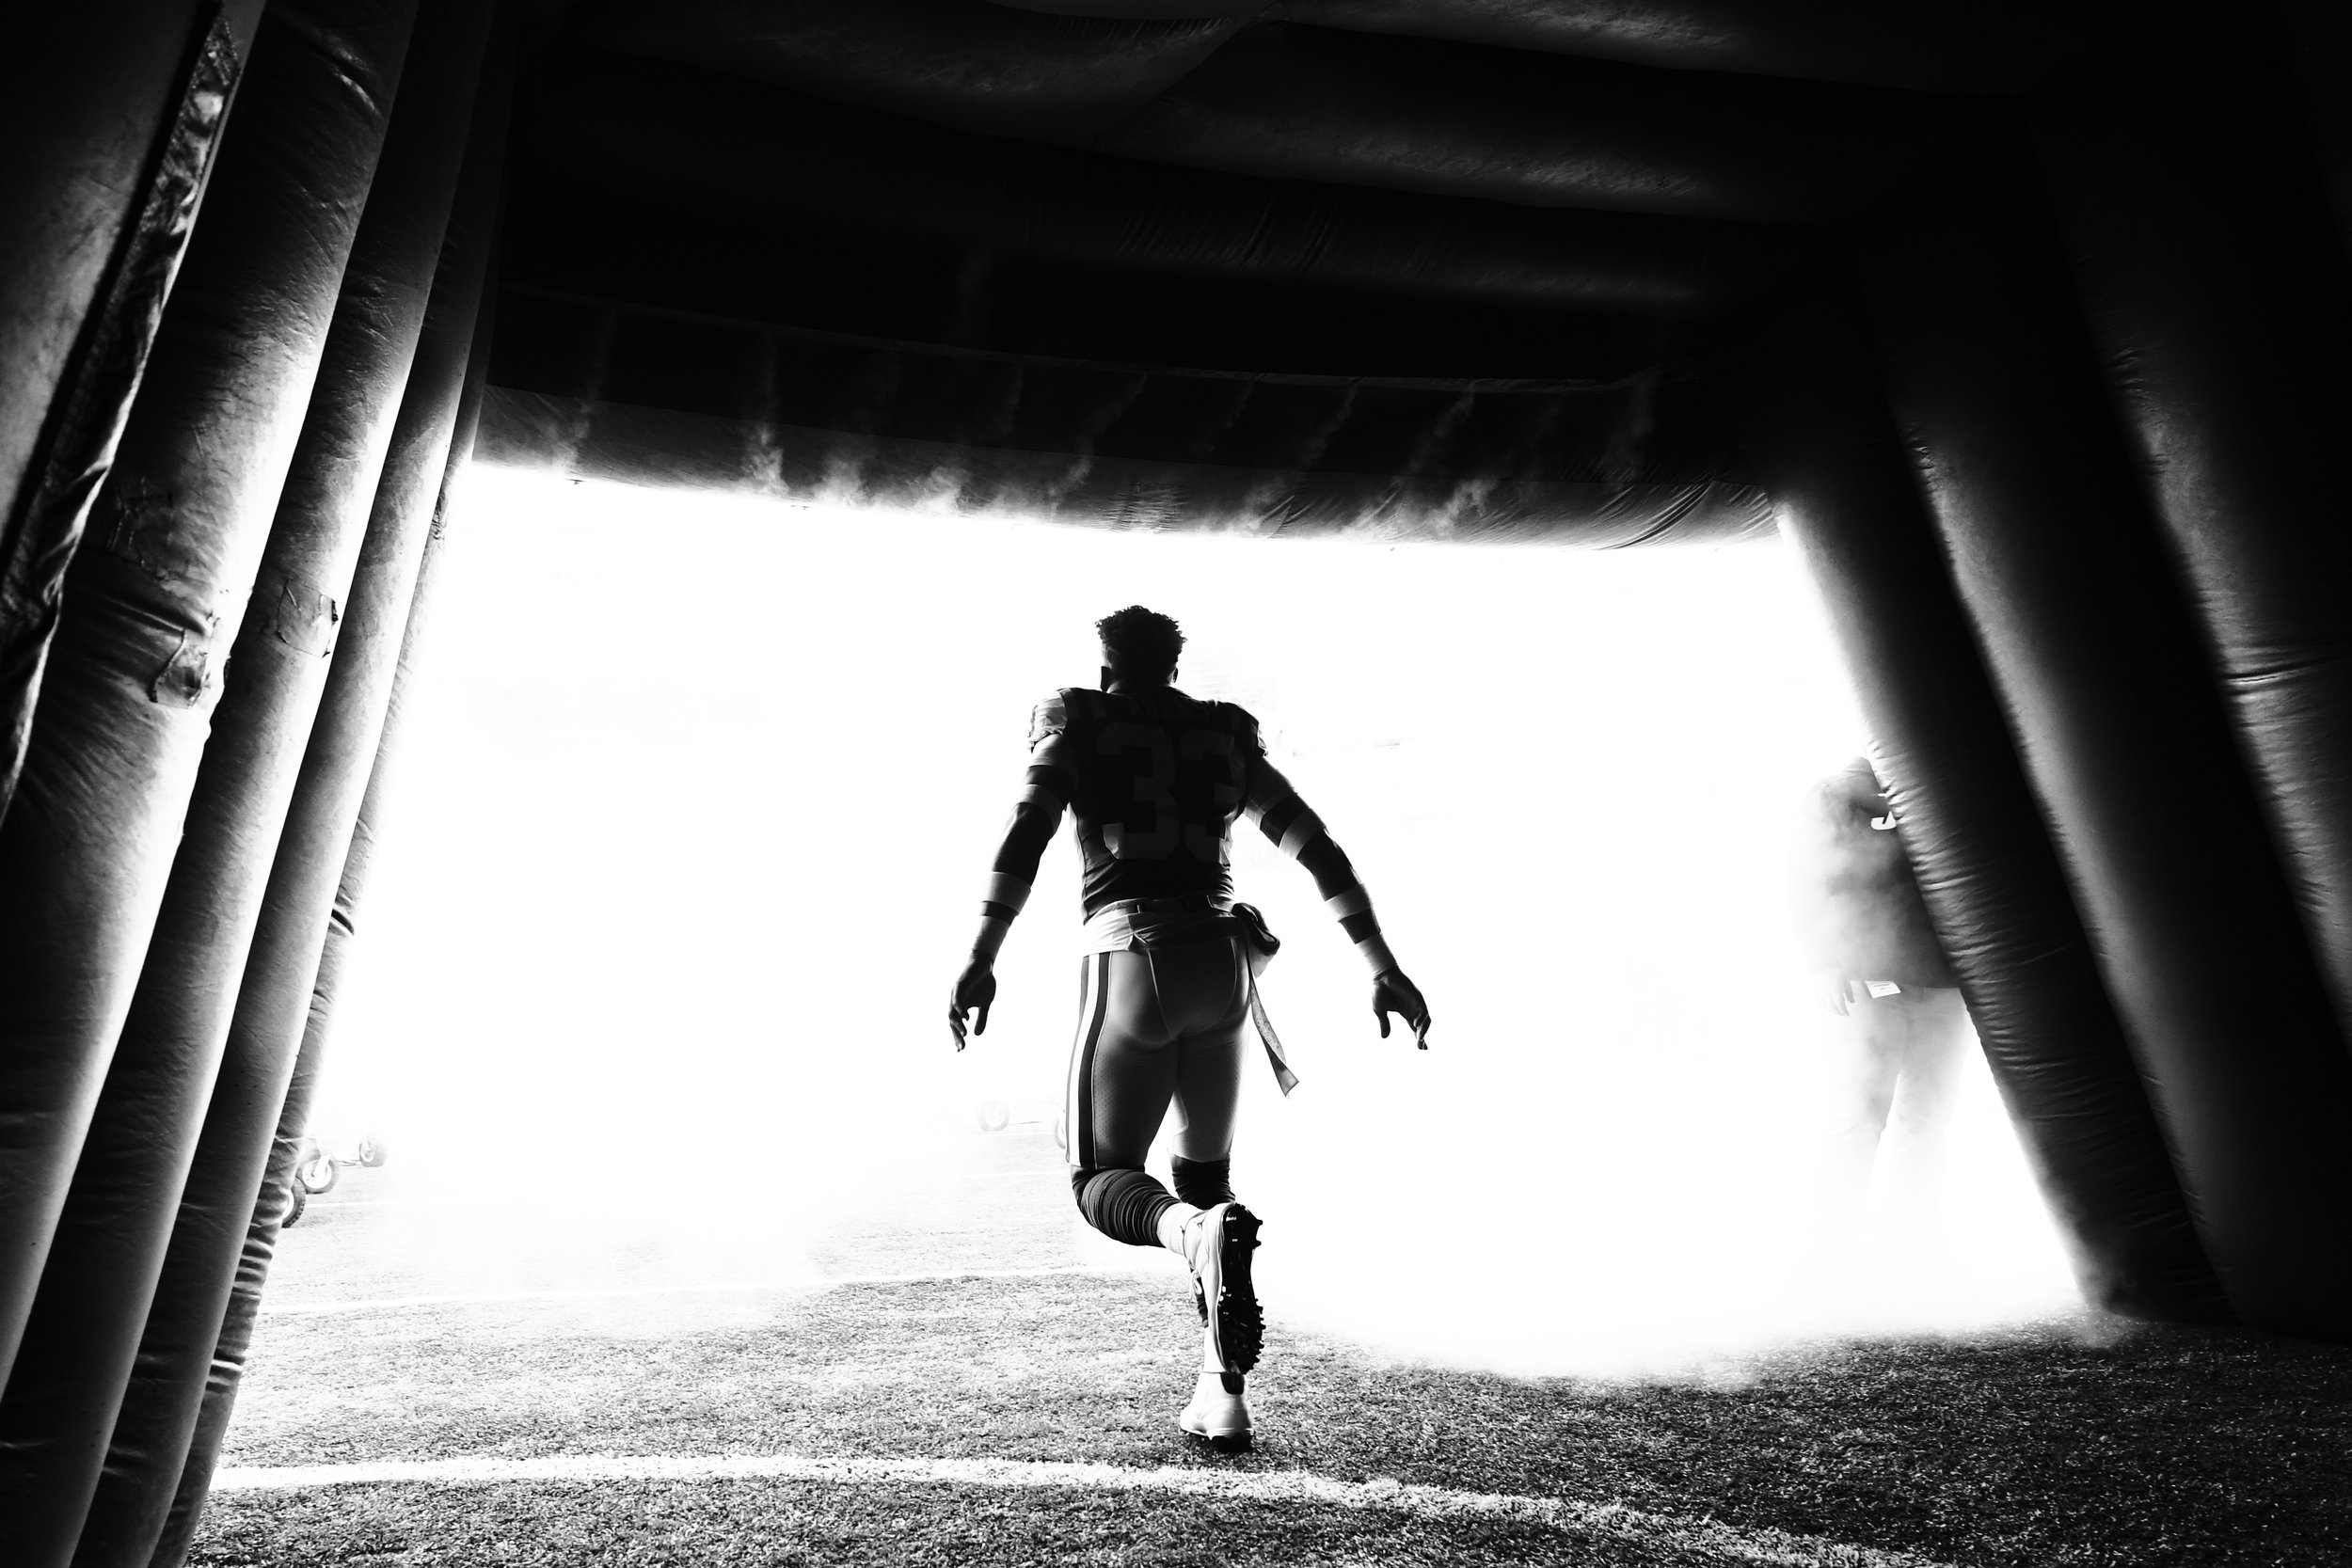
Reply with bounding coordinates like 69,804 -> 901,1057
1792,755 -> 1970,1248
949,606 -> 1430,1451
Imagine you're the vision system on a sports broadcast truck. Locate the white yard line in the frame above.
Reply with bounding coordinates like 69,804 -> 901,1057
302,1168 -> 1071,1210
211,1451 -> 1957,1568
875,1167 -> 1070,1184
259,1259 -> 1169,1317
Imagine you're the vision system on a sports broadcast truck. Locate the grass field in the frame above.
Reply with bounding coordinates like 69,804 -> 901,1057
192,1128 -> 2349,1567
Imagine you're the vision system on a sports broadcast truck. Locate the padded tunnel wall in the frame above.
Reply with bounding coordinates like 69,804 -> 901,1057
2028,6 -> 2352,1046
1855,136 -> 2352,1338
98,26 -> 513,1566
0,0 -> 263,828
0,0 -> 417,1424
0,0 -> 259,1386
0,0 -> 485,1553
72,11 -> 510,1568
148,287 -> 500,1568
1742,293 -> 2228,1323
0,2 -> 514,1563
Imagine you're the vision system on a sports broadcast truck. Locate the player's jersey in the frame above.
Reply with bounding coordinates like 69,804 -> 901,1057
1026,687 -> 1265,917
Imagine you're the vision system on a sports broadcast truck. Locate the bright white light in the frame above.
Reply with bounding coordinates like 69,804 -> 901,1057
313,467 -> 2074,1370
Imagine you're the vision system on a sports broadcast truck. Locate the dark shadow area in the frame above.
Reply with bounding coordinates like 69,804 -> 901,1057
1344,1319 -> 2352,1566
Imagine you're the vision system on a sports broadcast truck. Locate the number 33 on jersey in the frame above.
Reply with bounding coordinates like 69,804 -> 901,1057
1026,687 -> 1261,913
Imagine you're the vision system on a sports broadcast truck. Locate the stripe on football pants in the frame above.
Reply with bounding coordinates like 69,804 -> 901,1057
1065,953 -> 1111,1169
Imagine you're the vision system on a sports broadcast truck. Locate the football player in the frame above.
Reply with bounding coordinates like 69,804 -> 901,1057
1792,755 -> 1970,1241
948,606 -> 1431,1451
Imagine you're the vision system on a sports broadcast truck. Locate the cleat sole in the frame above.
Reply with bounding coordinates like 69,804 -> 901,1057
1211,1204 -> 1263,1375
1181,1426 -> 1253,1454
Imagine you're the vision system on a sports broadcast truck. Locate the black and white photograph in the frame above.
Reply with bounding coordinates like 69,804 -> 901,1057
0,3 -> 2347,1564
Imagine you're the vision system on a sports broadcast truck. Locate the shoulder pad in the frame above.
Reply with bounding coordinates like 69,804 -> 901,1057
1031,689 -> 1100,748
1028,692 -> 1069,749
1217,701 -> 1267,753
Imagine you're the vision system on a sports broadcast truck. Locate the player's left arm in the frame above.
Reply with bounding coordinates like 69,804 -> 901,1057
1244,753 -> 1432,1048
950,730 -> 1073,1050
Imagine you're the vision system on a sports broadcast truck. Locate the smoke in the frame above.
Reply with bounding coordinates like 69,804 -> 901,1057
310,467 -> 2074,1365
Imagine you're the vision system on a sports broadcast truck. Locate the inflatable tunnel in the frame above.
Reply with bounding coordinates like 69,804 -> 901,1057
0,1 -> 2346,1560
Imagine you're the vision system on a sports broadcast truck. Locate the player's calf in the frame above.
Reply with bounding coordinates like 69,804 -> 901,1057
1169,1154 -> 1233,1209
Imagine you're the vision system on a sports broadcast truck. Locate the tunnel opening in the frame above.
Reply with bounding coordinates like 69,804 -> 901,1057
285,464 -> 2072,1376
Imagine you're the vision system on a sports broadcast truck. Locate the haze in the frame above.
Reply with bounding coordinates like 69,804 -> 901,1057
306,465 -> 2074,1375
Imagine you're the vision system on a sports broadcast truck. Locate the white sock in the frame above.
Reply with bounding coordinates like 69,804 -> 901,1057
1157,1201 -> 1204,1256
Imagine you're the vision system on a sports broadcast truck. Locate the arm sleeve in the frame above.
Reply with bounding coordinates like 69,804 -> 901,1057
1243,752 -> 1396,969
978,697 -> 1077,922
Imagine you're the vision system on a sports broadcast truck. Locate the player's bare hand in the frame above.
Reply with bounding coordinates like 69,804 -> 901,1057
1373,969 -> 1431,1050
949,959 -> 996,1051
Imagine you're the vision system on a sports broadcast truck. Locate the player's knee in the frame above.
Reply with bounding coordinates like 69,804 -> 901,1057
1069,1164 -> 1142,1211
1070,1164 -> 1175,1249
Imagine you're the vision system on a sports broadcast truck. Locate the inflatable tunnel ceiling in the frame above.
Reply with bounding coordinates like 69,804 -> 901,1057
486,0 -> 2134,541
477,0 -> 2352,1332
480,2 -> 2352,1350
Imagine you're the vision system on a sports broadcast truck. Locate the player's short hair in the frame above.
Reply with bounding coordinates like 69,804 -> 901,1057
1096,605 -> 1184,683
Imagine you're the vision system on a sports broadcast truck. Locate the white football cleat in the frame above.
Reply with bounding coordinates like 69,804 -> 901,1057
1179,1370 -> 1252,1452
1180,1202 -> 1263,1374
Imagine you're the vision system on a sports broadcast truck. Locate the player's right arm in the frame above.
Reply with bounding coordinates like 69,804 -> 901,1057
1242,751 -> 1433,1048
949,696 -> 1077,1050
